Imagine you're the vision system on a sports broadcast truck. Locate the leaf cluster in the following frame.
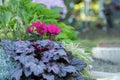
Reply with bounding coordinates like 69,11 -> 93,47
1,40 -> 86,80
0,0 -> 60,40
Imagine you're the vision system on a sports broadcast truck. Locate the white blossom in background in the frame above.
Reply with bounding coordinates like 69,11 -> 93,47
32,0 -> 67,18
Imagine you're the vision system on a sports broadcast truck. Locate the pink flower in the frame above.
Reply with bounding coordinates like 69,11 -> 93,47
32,21 -> 41,27
27,21 -> 61,37
47,24 -> 56,34
41,23 -> 48,33
27,25 -> 34,33
47,24 -> 61,35
54,27 -> 61,35
36,23 -> 47,35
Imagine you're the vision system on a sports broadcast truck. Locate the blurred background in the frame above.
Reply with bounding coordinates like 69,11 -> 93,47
63,0 -> 120,40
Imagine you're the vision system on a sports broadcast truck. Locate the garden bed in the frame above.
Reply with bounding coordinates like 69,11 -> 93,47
0,40 -> 87,80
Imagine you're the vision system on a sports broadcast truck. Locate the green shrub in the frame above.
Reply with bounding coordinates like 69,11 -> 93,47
0,0 -> 78,41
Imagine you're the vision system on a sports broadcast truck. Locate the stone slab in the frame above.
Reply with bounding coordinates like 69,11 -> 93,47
90,71 -> 120,80
92,47 -> 120,64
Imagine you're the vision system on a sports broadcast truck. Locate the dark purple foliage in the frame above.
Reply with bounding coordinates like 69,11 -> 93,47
61,66 -> 76,73
71,58 -> 87,71
1,39 -> 86,80
10,67 -> 22,80
42,74 -> 54,80
47,62 -> 59,74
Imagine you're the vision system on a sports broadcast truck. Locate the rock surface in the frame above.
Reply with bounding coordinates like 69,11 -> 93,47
91,58 -> 120,72
92,47 -> 120,64
90,71 -> 120,80
91,47 -> 120,80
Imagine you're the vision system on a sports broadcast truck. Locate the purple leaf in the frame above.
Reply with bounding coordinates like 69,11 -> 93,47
36,40 -> 50,47
42,74 -> 55,80
47,62 -> 59,74
41,51 -> 54,63
25,62 -> 35,68
14,55 -> 38,65
11,68 -> 22,80
52,42 -> 61,49
53,54 -> 60,60
54,49 -> 67,56
13,40 -> 34,54
71,58 -> 86,71
58,69 -> 67,77
61,66 -> 76,73
75,75 -> 85,80
1,40 -> 16,57
35,40 -> 53,50
30,61 -> 46,76
23,68 -> 32,77
41,56 -> 50,63
1,40 -> 13,51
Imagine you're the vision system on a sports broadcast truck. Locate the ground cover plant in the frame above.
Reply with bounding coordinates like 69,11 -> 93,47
1,21 -> 87,80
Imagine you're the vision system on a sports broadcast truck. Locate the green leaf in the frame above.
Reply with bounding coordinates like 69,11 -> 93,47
56,33 -> 68,39
19,9 -> 27,22
43,19 -> 57,23
0,14 -> 2,23
43,14 -> 60,19
3,11 -> 12,25
51,7 -> 62,13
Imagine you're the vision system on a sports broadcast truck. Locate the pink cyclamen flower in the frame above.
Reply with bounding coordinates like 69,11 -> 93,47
36,23 -> 47,35
54,27 -> 61,35
27,25 -> 34,33
47,24 -> 61,35
32,21 -> 41,27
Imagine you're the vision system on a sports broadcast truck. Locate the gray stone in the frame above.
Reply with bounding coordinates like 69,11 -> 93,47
90,71 -> 120,80
92,47 -> 120,64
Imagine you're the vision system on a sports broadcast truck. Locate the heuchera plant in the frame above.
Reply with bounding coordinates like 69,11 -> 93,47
1,21 -> 86,80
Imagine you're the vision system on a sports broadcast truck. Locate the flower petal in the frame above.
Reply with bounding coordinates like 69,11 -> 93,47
27,25 -> 34,33
47,24 -> 56,34
55,27 -> 61,35
32,21 -> 41,27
